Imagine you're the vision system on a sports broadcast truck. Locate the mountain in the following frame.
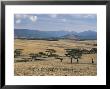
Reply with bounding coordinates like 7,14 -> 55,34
14,29 -> 97,40
62,30 -> 97,40
77,30 -> 97,40
14,29 -> 71,39
61,34 -> 80,40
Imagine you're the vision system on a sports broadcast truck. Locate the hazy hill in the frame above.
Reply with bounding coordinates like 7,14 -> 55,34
14,29 -> 97,40
77,30 -> 97,40
14,29 -> 72,38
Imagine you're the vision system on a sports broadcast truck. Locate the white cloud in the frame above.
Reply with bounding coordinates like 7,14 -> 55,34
15,14 -> 22,19
49,14 -> 57,18
15,14 -> 29,19
61,18 -> 66,22
29,16 -> 37,22
70,14 -> 96,19
16,19 -> 21,24
23,15 -> 29,18
83,15 -> 96,18
15,14 -> 38,23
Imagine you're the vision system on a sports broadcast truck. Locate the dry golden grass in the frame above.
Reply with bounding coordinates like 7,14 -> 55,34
14,39 -> 97,76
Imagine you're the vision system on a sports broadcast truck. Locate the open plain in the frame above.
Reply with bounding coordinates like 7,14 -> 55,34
14,39 -> 97,76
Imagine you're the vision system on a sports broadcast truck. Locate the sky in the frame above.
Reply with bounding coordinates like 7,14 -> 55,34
14,14 -> 97,32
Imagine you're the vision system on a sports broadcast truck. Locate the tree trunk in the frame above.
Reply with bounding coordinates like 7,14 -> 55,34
77,59 -> 79,63
71,58 -> 72,64
92,59 -> 94,64
50,52 -> 52,56
32,58 -> 34,61
60,59 -> 63,62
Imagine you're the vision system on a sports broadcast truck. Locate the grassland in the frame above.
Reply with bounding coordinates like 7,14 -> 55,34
14,39 -> 97,76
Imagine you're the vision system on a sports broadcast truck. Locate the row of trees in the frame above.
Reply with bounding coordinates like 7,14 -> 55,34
14,48 -> 97,64
65,48 -> 97,64
81,48 -> 97,54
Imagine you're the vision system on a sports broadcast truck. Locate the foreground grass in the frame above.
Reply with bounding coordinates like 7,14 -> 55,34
14,57 -> 96,76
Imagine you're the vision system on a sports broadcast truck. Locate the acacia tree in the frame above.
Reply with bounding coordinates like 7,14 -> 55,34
53,54 -> 59,59
53,54 -> 63,62
29,53 -> 40,61
89,48 -> 97,54
38,52 -> 47,58
14,49 -> 23,58
57,56 -> 63,62
65,49 -> 82,64
45,49 -> 56,57
81,49 -> 90,54
38,52 -> 46,56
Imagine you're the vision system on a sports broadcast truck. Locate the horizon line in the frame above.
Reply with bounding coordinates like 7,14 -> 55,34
14,28 -> 97,33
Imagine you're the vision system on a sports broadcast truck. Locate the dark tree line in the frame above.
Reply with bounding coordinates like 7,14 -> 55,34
14,48 -> 97,64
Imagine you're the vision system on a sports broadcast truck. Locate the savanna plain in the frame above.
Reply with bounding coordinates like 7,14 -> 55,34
14,39 -> 97,76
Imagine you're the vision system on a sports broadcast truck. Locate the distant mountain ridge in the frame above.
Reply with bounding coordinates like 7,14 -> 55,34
14,29 -> 97,40
61,34 -> 80,40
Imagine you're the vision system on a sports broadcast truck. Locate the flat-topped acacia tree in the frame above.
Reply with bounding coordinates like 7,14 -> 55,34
89,48 -> 97,54
29,53 -> 40,61
38,52 -> 47,57
65,48 -> 82,64
45,49 -> 56,57
14,49 -> 23,58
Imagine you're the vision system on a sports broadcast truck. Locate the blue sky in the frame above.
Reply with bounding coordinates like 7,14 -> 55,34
14,14 -> 97,32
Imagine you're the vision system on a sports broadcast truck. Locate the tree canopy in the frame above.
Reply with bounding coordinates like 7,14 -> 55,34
65,48 -> 82,63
